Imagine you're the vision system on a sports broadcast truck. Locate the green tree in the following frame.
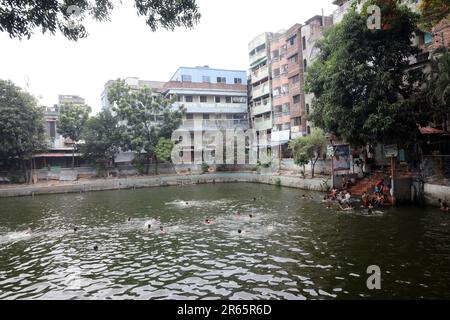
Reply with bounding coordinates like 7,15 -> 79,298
58,102 -> 91,168
81,109 -> 123,176
0,0 -> 201,41
155,138 -> 175,162
416,0 -> 450,31
108,79 -> 185,175
425,47 -> 450,131
288,128 -> 327,178
306,1 -> 425,148
0,79 -> 46,183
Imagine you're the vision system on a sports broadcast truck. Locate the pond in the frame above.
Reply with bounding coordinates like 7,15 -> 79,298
0,183 -> 449,299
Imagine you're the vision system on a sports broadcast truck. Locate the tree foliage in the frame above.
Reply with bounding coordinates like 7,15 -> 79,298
0,79 -> 46,181
81,109 -> 123,165
288,128 -> 327,178
425,47 -> 450,131
416,0 -> 450,31
155,138 -> 175,162
306,1 -> 425,147
58,102 -> 91,168
0,0 -> 201,41
108,79 -> 185,174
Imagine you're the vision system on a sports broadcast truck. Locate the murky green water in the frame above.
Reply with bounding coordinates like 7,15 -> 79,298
0,183 -> 449,300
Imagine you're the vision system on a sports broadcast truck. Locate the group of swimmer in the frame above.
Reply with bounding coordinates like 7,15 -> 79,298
324,189 -> 355,211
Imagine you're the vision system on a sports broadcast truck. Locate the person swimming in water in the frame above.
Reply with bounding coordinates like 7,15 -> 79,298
238,229 -> 242,234
147,224 -> 152,229
253,197 -> 257,201
73,227 -> 78,232
128,217 -> 132,222
93,245 -> 98,251
160,226 -> 165,233
249,214 -> 253,218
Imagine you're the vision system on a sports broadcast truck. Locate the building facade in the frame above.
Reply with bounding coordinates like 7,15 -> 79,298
163,66 -> 248,163
248,33 -> 273,142
301,15 -> 334,135
101,77 -> 165,111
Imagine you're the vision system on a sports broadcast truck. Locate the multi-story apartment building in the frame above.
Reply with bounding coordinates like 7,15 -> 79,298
33,95 -> 86,168
270,24 -> 305,152
249,25 -> 309,158
301,15 -> 334,135
248,33 -> 273,142
58,94 -> 85,106
101,77 -> 165,110
163,66 -> 248,163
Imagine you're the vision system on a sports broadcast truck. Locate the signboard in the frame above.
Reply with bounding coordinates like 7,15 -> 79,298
330,144 -> 351,171
326,145 -> 335,157
384,144 -> 398,158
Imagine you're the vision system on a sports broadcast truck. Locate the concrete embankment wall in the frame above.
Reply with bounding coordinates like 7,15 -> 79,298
0,173 -> 328,198
424,183 -> 450,206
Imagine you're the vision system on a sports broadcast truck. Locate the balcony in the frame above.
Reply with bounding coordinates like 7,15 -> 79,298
252,85 -> 270,99
249,50 -> 267,67
173,102 -> 248,114
251,66 -> 269,84
332,0 -> 352,23
254,118 -> 272,131
252,102 -> 272,116
180,119 -> 249,131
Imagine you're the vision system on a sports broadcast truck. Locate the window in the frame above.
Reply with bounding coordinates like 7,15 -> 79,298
200,96 -> 207,103
292,117 -> 301,126
225,96 -> 231,103
288,35 -> 297,46
215,96 -> 221,103
290,74 -> 300,84
281,64 -> 288,75
272,68 -> 280,78
176,95 -> 182,102
282,103 -> 290,115
303,59 -> 307,71
203,114 -> 210,120
281,84 -> 289,96
272,50 -> 279,61
217,77 -> 226,83
289,54 -> 298,64
293,95 -> 300,104
185,95 -> 193,103
424,32 -> 433,45
234,78 -> 242,84
306,104 -> 310,115
273,87 -> 281,97
279,45 -> 287,59
232,97 -> 246,104
181,75 -> 192,82
186,114 -> 194,120
202,76 -> 210,83
302,36 -> 306,50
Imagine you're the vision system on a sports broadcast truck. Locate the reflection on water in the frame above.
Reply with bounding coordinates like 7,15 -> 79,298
0,183 -> 450,300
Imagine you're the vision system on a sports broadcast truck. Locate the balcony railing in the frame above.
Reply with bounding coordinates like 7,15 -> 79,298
253,118 -> 272,131
252,85 -> 270,99
251,66 -> 269,83
252,102 -> 272,116
249,50 -> 267,66
180,119 -> 249,130
174,102 -> 248,114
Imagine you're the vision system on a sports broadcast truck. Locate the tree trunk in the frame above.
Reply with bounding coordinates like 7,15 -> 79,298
71,143 -> 75,169
154,153 -> 159,175
311,155 -> 319,179
145,152 -> 150,175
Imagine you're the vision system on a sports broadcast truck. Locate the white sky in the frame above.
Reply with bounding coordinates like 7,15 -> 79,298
0,0 -> 337,114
